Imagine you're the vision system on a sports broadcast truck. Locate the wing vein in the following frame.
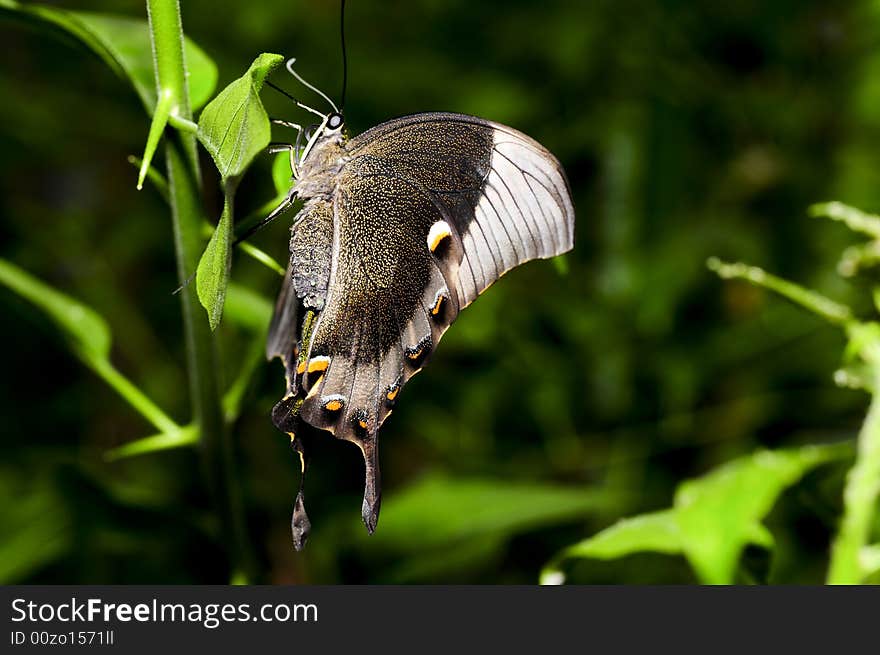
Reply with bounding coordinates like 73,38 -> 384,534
493,148 -> 559,254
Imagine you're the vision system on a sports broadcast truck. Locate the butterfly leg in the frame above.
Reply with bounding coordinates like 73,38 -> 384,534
233,189 -> 299,247
268,141 -> 299,179
271,118 -> 302,131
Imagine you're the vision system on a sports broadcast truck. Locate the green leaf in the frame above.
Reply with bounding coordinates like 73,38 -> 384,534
0,258 -> 180,434
0,2 -> 217,112
543,445 -> 849,584
137,88 -> 174,189
357,474 -> 617,554
127,155 -> 169,201
197,53 -> 284,182
104,424 -> 199,461
557,510 -> 683,560
194,53 -> 284,329
196,195 -> 234,330
671,447 -> 834,584
0,258 -> 110,362
272,151 -> 294,195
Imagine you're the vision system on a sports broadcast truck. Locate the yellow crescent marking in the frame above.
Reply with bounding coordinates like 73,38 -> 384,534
358,418 -> 368,429
286,431 -> 296,444
307,356 -> 330,373
427,220 -> 451,253
431,294 -> 445,316
406,347 -> 422,361
296,359 -> 307,375
324,399 -> 343,411
386,386 -> 399,402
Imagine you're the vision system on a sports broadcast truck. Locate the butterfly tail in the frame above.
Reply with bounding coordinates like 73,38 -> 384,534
291,432 -> 312,551
360,434 -> 381,534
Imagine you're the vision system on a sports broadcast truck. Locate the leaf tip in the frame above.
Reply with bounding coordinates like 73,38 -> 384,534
207,310 -> 222,332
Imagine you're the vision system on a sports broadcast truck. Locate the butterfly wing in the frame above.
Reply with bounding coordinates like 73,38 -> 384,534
267,112 -> 574,539
294,156 -> 463,530
346,112 -> 575,306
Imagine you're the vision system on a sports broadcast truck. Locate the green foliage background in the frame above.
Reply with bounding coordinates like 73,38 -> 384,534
1,0 -> 879,583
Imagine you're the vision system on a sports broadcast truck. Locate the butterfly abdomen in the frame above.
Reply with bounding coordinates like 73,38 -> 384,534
289,199 -> 334,311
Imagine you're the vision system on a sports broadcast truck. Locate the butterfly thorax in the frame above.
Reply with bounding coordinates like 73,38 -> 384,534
287,134 -> 349,312
295,134 -> 349,200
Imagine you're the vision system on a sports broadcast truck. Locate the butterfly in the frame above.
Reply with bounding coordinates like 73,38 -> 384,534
263,61 -> 575,550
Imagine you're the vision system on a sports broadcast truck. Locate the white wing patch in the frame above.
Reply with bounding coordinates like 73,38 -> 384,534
427,220 -> 452,252
455,127 -> 575,307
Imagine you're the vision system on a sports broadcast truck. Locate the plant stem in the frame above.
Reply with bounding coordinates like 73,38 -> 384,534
707,257 -> 853,326
89,358 -> 179,434
828,367 -> 880,583
146,0 -> 254,582
809,201 -> 880,239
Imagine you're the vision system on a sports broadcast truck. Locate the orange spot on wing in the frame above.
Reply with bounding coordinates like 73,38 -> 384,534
307,356 -> 330,373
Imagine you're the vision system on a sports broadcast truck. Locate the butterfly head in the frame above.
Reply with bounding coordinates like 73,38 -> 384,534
325,112 -> 344,135
294,112 -> 348,197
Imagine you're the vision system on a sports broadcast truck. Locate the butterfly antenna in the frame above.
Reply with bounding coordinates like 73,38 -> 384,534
265,80 -> 327,120
286,58 -> 339,114
339,0 -> 348,111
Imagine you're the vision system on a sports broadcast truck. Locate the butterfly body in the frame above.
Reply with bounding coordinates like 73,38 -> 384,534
294,134 -> 347,200
267,111 -> 575,549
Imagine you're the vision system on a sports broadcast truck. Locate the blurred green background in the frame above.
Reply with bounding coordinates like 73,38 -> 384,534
2,0 -> 880,584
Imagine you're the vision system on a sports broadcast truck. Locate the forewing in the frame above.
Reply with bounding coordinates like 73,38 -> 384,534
348,112 -> 575,306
